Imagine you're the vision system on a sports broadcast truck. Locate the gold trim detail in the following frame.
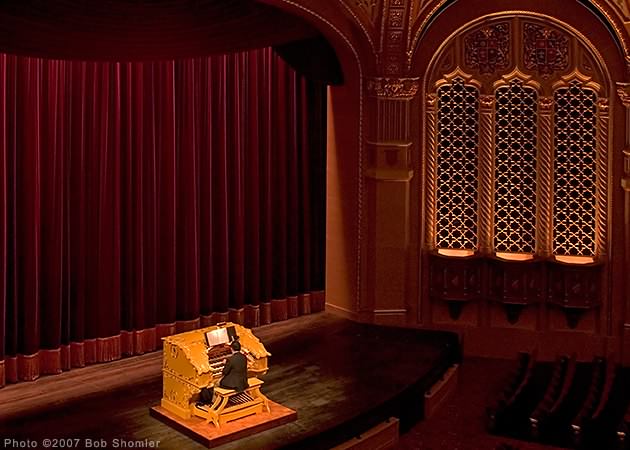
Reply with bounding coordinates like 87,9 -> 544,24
552,69 -> 602,93
338,0 -> 379,60
492,67 -> 542,91
354,0 -> 379,23
434,67 -> 481,90
538,96 -> 554,257
425,93 -> 438,250
406,0 -> 451,70
367,77 -> 420,98
589,0 -> 630,60
596,98 -> 609,256
420,10 -> 616,89
616,82 -> 630,108
478,95 -> 495,253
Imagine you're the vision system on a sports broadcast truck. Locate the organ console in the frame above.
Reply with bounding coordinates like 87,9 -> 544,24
161,322 -> 270,419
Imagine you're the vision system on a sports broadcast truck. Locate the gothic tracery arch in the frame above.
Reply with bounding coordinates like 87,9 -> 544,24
424,14 -> 612,262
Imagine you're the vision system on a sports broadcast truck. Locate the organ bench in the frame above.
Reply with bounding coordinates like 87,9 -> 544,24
193,377 -> 270,428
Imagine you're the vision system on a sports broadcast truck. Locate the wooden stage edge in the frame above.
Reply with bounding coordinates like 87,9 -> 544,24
149,401 -> 297,448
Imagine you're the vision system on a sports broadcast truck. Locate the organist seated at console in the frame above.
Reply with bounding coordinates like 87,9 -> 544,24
197,339 -> 248,407
161,322 -> 270,420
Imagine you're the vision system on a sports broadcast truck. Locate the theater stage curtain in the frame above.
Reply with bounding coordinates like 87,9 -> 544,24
0,48 -> 326,387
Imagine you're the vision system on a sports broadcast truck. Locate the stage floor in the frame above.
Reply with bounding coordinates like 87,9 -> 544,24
0,312 -> 458,449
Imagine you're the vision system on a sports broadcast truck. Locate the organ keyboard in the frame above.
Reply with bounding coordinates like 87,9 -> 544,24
161,322 -> 270,419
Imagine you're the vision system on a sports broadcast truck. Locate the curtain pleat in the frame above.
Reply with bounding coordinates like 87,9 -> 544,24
0,48 -> 326,387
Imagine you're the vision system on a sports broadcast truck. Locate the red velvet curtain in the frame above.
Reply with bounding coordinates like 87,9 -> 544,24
0,48 -> 326,387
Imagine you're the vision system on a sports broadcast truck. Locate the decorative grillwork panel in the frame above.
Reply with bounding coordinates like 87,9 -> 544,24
553,82 -> 597,256
523,23 -> 569,77
494,81 -> 538,253
436,79 -> 479,249
464,23 -> 510,75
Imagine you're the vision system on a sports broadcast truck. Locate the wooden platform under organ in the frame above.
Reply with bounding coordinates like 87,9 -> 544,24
150,399 -> 297,448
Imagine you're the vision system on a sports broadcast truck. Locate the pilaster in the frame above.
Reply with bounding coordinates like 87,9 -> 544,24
363,76 -> 419,325
616,83 -> 630,363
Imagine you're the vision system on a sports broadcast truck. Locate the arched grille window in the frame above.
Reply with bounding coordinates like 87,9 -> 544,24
426,18 -> 608,262
494,80 -> 538,253
553,81 -> 597,257
435,78 -> 479,250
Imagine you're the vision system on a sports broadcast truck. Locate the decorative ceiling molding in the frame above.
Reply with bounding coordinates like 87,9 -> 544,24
338,0 -> 380,61
355,0 -> 380,22
608,0 -> 630,20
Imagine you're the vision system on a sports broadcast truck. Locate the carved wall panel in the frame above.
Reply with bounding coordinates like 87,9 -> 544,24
464,23 -> 511,75
429,253 -> 482,320
523,23 -> 570,77
488,258 -> 544,324
381,0 -> 410,75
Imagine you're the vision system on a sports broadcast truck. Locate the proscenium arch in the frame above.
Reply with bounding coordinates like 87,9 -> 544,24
252,0 -> 369,310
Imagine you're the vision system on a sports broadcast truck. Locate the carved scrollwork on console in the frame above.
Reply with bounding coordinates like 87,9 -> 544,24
367,77 -> 420,98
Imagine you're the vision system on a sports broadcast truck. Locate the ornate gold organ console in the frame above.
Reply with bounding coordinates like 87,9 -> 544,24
161,322 -> 270,420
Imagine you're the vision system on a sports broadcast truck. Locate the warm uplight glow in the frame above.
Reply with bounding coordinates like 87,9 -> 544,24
495,252 -> 534,261
437,249 -> 475,257
555,255 -> 595,264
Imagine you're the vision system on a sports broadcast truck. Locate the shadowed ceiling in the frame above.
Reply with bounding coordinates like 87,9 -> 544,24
0,0 -> 320,60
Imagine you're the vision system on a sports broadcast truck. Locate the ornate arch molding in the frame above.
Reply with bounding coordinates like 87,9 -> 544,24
253,0 -> 368,310
424,12 -> 613,94
423,13 -> 613,258
254,0 -> 376,69
410,0 -> 630,76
